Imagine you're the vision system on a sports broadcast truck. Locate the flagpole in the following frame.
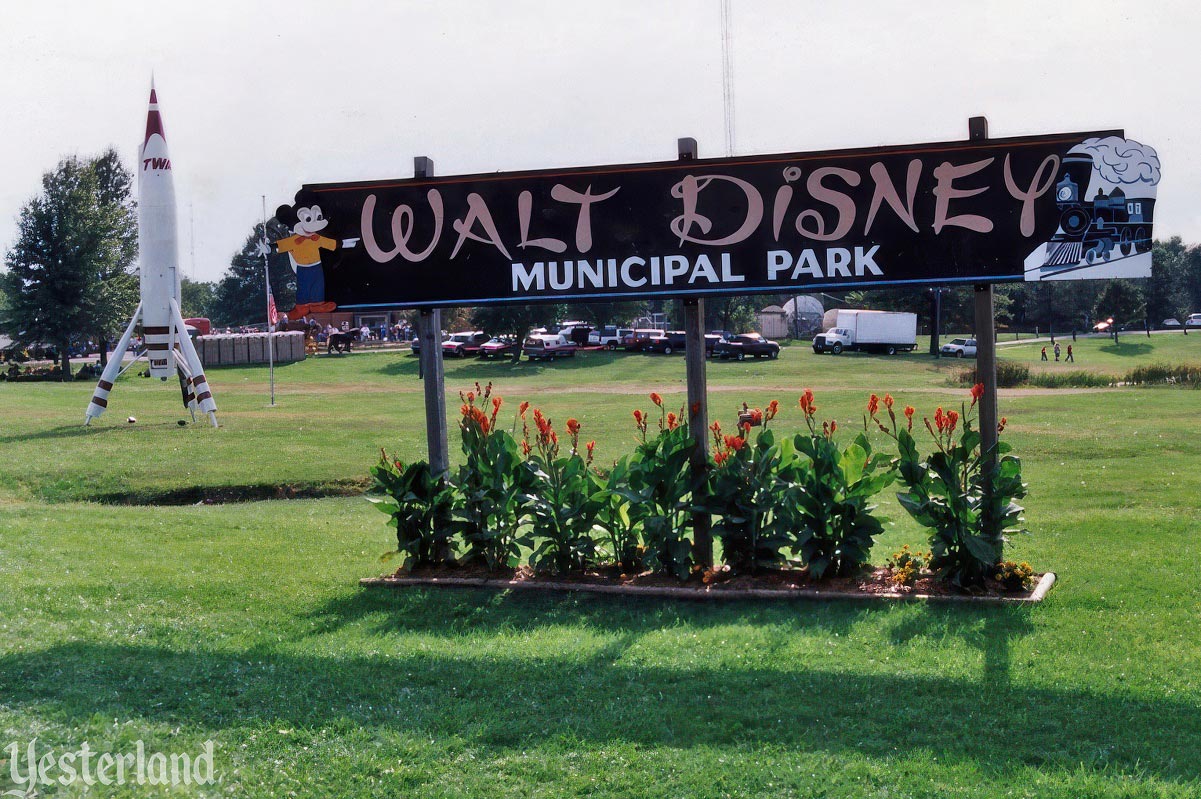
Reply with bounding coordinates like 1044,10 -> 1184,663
262,195 -> 275,407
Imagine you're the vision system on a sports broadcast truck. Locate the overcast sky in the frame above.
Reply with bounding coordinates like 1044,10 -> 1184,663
2,0 -> 1197,283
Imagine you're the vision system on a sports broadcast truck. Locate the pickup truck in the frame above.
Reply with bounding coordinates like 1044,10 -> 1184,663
622,329 -> 666,352
588,326 -> 634,350
644,331 -> 687,354
713,333 -> 781,361
940,338 -> 977,358
524,333 -> 577,361
441,331 -> 489,357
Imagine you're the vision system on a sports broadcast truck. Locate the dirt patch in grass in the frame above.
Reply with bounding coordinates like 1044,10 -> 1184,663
363,564 -> 1055,603
94,478 -> 370,506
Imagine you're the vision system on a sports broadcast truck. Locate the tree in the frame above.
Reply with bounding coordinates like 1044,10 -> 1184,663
563,300 -> 648,328
704,296 -> 758,333
1093,279 -> 1145,329
180,277 -> 218,319
470,303 -> 564,362
212,221 -> 295,327
1,150 -> 137,378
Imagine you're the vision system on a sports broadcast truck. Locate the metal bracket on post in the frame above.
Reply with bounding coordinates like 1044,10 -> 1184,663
969,117 -> 999,527
414,156 -> 449,478
678,137 -> 712,567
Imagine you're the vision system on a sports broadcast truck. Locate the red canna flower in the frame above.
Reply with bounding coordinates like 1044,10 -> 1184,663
970,382 -> 985,408
714,450 -> 729,466
867,393 -> 880,418
766,399 -> 779,421
650,392 -> 663,407
998,417 -> 1008,433
519,401 -> 529,418
709,420 -> 721,434
566,418 -> 581,435
947,409 -> 959,433
723,434 -> 745,451
666,412 -> 678,430
830,419 -> 837,434
750,409 -> 764,426
798,388 -> 817,417
521,439 -> 532,456
904,405 -> 915,431
466,391 -> 475,404
884,394 -> 894,410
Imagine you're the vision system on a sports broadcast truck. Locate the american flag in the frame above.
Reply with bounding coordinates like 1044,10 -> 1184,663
266,286 -> 279,328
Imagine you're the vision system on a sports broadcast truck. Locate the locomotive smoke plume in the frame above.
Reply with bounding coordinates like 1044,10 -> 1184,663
1070,137 -> 1161,186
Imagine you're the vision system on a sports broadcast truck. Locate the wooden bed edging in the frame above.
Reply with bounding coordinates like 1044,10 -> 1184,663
360,571 -> 1057,604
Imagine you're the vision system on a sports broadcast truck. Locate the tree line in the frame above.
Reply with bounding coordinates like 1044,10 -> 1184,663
3,148 -> 1200,378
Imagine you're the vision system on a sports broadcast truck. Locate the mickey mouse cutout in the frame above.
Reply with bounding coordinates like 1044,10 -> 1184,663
259,190 -> 359,317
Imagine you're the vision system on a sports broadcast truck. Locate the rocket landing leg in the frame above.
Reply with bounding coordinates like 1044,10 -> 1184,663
85,303 -> 143,425
173,349 -> 198,422
171,300 -> 218,427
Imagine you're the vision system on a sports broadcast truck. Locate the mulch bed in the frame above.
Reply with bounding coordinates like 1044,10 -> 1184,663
361,563 -> 1056,604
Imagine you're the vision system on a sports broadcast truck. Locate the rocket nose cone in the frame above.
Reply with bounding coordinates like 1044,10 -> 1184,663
144,92 -> 165,145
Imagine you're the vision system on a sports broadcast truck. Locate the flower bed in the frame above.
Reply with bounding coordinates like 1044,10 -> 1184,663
366,382 -> 1039,597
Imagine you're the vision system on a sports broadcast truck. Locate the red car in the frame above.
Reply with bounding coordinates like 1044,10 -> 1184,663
478,336 -> 519,359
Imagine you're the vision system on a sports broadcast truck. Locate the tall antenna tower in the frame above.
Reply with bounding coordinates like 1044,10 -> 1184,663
189,202 -> 196,280
720,0 -> 735,156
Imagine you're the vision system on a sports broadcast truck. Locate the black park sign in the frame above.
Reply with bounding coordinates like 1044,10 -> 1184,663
277,129 -> 1161,309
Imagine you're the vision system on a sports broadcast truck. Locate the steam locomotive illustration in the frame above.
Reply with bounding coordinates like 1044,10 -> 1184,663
1042,153 -> 1155,271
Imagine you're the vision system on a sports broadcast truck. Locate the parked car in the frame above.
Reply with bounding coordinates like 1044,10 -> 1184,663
442,331 -> 489,357
703,334 -> 723,355
1187,314 -> 1201,328
622,329 -> 666,352
940,337 -> 977,358
524,333 -> 577,361
709,330 -> 736,342
644,331 -> 687,354
1162,318 -> 1183,328
588,326 -> 634,350
478,336 -> 519,359
713,333 -> 781,360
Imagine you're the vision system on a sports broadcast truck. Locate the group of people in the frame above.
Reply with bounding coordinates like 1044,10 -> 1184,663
1041,342 -> 1074,362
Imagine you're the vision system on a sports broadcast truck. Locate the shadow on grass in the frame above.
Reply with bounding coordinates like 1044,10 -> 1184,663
307,586 -> 873,639
374,350 -> 632,379
0,424 -> 121,445
1099,341 -> 1154,357
1,610 -> 1196,780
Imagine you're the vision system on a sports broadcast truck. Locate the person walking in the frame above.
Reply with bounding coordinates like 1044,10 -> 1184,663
1041,346 -> 1048,361
1054,343 -> 1061,362
1066,344 -> 1074,363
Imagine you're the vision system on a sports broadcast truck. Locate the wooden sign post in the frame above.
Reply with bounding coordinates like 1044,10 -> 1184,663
414,156 -> 449,478
678,137 -> 712,568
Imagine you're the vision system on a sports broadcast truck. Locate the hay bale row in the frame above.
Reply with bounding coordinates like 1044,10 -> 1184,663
194,332 -> 306,367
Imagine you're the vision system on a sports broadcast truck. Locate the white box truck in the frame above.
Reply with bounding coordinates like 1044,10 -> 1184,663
812,310 -> 918,355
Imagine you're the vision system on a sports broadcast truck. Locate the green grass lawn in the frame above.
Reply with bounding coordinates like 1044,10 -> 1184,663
1,341 -> 1199,797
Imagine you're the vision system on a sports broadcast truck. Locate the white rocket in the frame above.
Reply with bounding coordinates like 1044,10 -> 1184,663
85,81 -> 218,427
